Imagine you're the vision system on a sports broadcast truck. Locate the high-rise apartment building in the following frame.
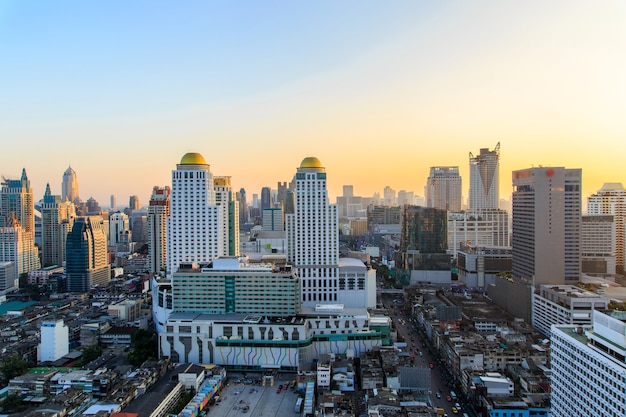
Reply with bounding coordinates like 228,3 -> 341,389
166,152 -> 221,275
587,183 -> 626,270
1,168 -> 35,233
214,176 -> 240,258
426,166 -> 462,212
147,186 -> 170,274
286,157 -> 339,307
469,143 -> 500,211
61,165 -> 79,203
512,167 -> 581,286
551,310 -> 626,417
65,216 -> 110,292
41,184 -> 76,267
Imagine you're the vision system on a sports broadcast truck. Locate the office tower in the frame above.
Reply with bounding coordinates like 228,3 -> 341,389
551,310 -> 626,417
284,189 -> 295,215
426,166 -> 462,212
131,212 -> 147,244
66,216 -> 110,292
147,186 -> 170,274
277,181 -> 289,208
166,152 -> 221,275
214,176 -> 240,257
110,195 -> 116,211
343,185 -> 354,198
128,195 -> 140,211
587,183 -> 626,270
469,143 -> 500,211
41,183 -> 76,267
237,188 -> 249,226
286,157 -> 339,307
263,207 -> 284,231
261,186 -> 271,209
581,214 -> 616,276
383,186 -> 396,206
38,319 -> 69,362
512,167 -> 581,286
1,168 -> 34,233
61,165 -> 79,203
399,206 -> 448,254
85,197 -> 101,214
109,212 -> 130,248
0,215 -> 40,284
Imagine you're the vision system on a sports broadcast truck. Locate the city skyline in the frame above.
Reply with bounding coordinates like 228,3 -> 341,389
2,1 -> 626,206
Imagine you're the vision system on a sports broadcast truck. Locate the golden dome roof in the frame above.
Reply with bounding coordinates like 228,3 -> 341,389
180,152 -> 207,165
300,156 -> 323,169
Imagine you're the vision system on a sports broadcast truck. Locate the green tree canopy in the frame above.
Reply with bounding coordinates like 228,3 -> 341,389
0,354 -> 29,384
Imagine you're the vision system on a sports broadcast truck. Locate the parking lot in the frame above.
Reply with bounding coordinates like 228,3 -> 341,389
206,374 -> 303,417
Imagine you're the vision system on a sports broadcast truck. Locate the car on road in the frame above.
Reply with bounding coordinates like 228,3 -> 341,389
451,406 -> 459,414
446,395 -> 452,402
436,392 -> 441,399
430,363 -> 435,369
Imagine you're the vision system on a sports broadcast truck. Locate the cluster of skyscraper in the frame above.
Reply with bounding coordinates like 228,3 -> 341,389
6,142 -> 626,414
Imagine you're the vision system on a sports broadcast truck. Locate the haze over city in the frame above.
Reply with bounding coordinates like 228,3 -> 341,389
2,1 -> 626,206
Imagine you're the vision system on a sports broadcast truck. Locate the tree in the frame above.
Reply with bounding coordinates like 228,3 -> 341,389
1,394 -> 23,413
127,329 -> 157,366
0,354 -> 29,384
81,345 -> 103,364
18,273 -> 28,289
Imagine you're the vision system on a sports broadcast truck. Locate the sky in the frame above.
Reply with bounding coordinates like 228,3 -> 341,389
1,1 -> 626,208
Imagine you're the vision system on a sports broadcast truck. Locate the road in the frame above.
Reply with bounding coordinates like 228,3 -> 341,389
382,295 -> 467,416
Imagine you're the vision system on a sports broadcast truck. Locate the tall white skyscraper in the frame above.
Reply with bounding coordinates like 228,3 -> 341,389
286,157 -> 339,308
61,165 -> 79,203
587,183 -> 626,271
108,212 -> 129,248
426,166 -> 462,212
469,143 -> 500,211
166,152 -> 221,275
38,319 -> 69,362
551,310 -> 626,417
214,176 -> 240,258
512,167 -> 581,286
147,186 -> 170,274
